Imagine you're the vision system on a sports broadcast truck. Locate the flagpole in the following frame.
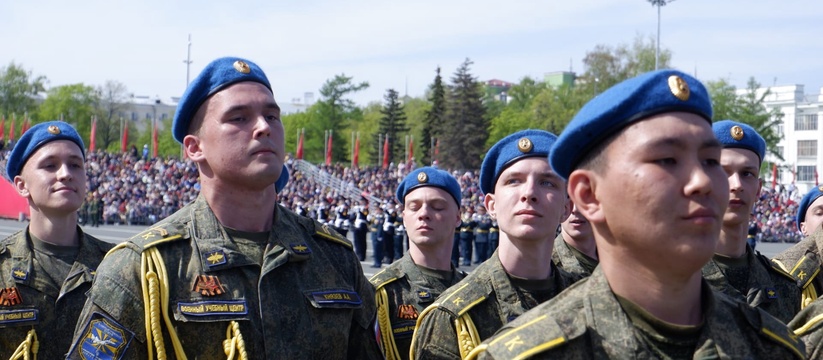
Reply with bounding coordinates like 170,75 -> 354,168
378,133 -> 382,168
351,131 -> 355,168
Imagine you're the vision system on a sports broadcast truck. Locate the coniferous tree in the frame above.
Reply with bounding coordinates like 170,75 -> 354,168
317,74 -> 369,163
421,67 -> 446,165
441,58 -> 487,169
372,89 -> 409,166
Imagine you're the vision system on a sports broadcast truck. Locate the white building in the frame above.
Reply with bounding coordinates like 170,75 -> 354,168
756,85 -> 823,193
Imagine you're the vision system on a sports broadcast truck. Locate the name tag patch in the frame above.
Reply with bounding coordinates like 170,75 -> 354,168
72,312 -> 133,360
392,320 -> 417,338
311,290 -> 361,305
178,300 -> 248,316
0,309 -> 38,326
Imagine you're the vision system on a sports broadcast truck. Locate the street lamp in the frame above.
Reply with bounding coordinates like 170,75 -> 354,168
648,0 -> 675,70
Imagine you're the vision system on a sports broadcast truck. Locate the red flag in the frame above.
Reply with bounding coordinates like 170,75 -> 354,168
296,130 -> 304,160
325,132 -> 333,165
89,117 -> 97,151
382,136 -> 390,169
0,116 -> 5,141
434,139 -> 440,161
353,137 -> 360,167
9,116 -> 15,141
771,163 -> 777,188
152,120 -> 159,158
121,122 -> 129,153
20,118 -> 29,135
408,137 -> 414,163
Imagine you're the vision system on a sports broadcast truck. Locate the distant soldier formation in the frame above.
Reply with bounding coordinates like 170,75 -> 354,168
4,60 -> 823,359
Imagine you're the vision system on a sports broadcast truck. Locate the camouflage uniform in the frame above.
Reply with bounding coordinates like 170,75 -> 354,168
551,233 -> 597,279
67,196 -> 381,359
702,246 -> 800,323
370,254 -> 466,360
411,250 -> 577,359
788,295 -> 823,359
772,230 -> 823,309
473,267 -> 805,360
0,227 -> 112,359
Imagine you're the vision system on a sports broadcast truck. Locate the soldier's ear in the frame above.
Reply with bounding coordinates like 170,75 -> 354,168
567,169 -> 603,224
13,175 -> 30,198
484,193 -> 496,220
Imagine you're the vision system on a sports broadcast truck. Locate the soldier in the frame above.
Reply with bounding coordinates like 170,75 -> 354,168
394,203 -> 407,260
699,120 -> 799,323
487,219 -> 499,260
89,192 -> 101,227
1,121 -> 113,358
371,167 -> 466,360
369,206 -> 386,268
773,185 -> 823,308
552,200 -> 598,279
458,209 -> 476,266
411,129 -> 577,359
334,198 -> 351,237
67,57 -> 381,359
352,198 -> 370,262
316,198 -> 331,225
384,205 -> 398,264
473,206 -> 492,264
451,225 -> 461,267
470,70 -> 803,359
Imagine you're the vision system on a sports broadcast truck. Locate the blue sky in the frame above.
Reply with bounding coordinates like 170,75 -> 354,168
2,0 -> 822,107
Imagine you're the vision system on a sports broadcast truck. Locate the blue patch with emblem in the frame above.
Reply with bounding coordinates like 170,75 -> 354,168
417,289 -> 432,300
391,320 -> 417,339
766,287 -> 778,299
70,312 -> 133,360
290,243 -> 312,255
0,308 -> 38,326
11,267 -> 27,281
178,300 -> 248,317
310,289 -> 362,306
203,250 -> 227,267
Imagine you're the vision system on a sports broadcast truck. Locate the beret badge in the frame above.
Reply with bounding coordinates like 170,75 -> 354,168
730,125 -> 745,141
47,125 -> 61,135
417,172 -> 428,183
667,75 -> 690,101
233,60 -> 251,74
517,138 -> 533,153
818,185 -> 823,192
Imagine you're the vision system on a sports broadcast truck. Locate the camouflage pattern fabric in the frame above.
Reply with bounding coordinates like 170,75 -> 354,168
411,250 -> 577,359
702,246 -> 800,323
0,227 -> 112,359
370,254 -> 466,360
551,233 -> 597,279
773,230 -> 823,308
66,195 -> 382,359
473,267 -> 805,360
788,295 -> 823,359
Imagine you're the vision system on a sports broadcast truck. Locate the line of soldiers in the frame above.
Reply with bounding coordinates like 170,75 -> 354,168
5,58 -> 823,359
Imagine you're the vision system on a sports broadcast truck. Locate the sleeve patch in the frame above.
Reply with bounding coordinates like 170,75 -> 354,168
69,312 -> 134,360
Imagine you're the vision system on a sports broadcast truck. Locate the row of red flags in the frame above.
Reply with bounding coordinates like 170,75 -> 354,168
296,131 -> 426,168
0,116 -> 32,141
770,164 -> 819,187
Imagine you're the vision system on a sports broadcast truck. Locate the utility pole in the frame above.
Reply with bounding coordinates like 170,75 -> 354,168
648,0 -> 674,70
182,34 -> 193,159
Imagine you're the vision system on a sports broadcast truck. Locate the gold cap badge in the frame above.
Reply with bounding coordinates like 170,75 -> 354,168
417,172 -> 428,183
233,60 -> 251,74
47,125 -> 61,135
818,185 -> 823,192
668,75 -> 690,101
517,138 -> 533,153
730,125 -> 744,141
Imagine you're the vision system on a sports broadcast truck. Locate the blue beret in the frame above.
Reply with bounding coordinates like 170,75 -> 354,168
275,166 -> 289,193
480,129 -> 558,195
550,69 -> 712,180
396,167 -> 461,206
712,120 -> 766,163
6,121 -> 85,181
172,56 -> 272,143
797,185 -> 823,231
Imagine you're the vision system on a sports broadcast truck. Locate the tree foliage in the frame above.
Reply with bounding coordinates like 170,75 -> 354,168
579,34 -> 671,94
441,58 -> 487,169
94,81 -> 131,150
421,67 -> 446,165
317,74 -> 369,163
0,62 -> 47,118
373,89 -> 409,166
36,83 -> 98,145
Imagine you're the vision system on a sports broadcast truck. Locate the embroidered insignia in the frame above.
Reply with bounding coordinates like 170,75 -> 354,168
505,335 -> 525,351
0,287 -> 23,306
0,309 -> 37,325
668,75 -> 690,101
517,138 -> 533,153
730,125 -> 745,141
178,300 -> 248,316
417,290 -> 431,300
798,270 -> 807,280
204,250 -> 227,267
192,275 -> 226,296
73,312 -> 133,360
766,287 -> 778,299
392,321 -> 417,338
417,171 -> 428,183
322,223 -> 332,235
233,60 -> 251,74
452,297 -> 464,306
11,268 -> 27,281
290,243 -> 312,255
310,290 -> 362,306
397,304 -> 419,320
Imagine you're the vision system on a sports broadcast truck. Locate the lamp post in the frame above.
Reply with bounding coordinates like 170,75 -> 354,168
648,0 -> 674,70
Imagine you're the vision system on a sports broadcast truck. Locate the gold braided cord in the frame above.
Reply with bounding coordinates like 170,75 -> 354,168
147,248 -> 188,359
141,251 -> 158,359
8,329 -> 38,360
223,321 -> 249,360
375,288 -> 401,360
464,344 -> 488,360
408,304 -> 439,359
141,248 -> 189,360
455,314 -> 481,359
146,271 -> 167,360
802,286 -> 818,309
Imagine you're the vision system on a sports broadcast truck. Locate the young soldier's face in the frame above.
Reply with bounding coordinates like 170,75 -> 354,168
402,187 -> 461,248
560,201 -> 593,241
802,196 -> 823,236
15,140 -> 87,215
719,148 -> 761,227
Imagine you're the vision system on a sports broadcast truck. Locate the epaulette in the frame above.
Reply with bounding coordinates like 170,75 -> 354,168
480,314 -> 581,359
739,301 -> 806,359
312,220 -> 353,249
435,280 -> 490,317
775,252 -> 821,290
369,266 -> 403,290
757,252 -> 795,283
137,225 -> 187,250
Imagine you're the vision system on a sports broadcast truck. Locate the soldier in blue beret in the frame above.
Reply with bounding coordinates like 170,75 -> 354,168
371,167 -> 466,360
699,120 -> 800,323
68,57 -> 381,359
552,200 -> 598,279
412,129 -> 579,359
1,121 -> 113,359
472,70 -> 804,359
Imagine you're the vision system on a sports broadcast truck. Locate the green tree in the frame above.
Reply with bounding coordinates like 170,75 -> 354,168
0,62 -> 47,130
579,34 -> 672,94
402,96 -> 430,167
282,105 -> 324,163
317,74 -> 369,163
37,83 -> 98,145
421,67 -> 447,165
441,58 -> 487,169
374,89 -> 409,166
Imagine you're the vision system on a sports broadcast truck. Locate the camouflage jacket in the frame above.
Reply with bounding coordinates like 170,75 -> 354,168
773,230 -> 823,308
702,247 -> 800,323
66,196 -> 381,359
370,254 -> 466,360
474,267 -> 805,360
551,233 -> 596,279
788,294 -> 823,359
0,226 -> 112,359
411,250 -> 577,360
